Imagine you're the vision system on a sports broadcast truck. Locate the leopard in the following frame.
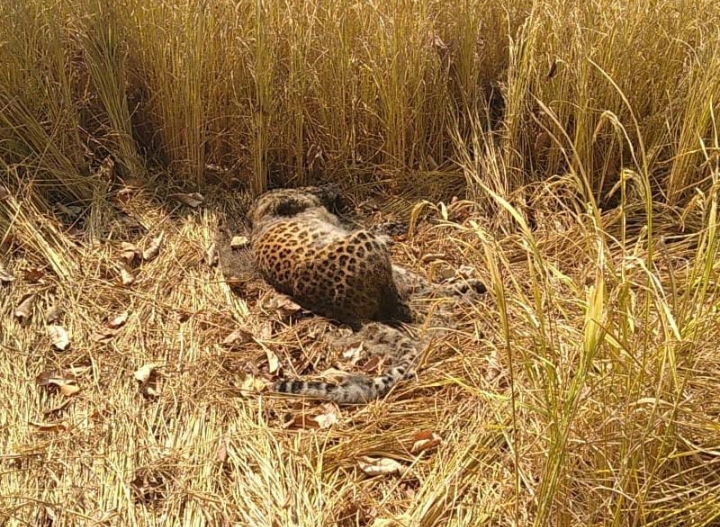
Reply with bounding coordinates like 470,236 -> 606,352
246,185 -> 486,405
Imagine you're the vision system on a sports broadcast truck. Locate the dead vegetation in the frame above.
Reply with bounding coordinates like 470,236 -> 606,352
2,0 -> 720,525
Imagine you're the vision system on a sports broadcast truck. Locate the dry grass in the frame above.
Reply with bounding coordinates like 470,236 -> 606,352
2,0 -> 720,525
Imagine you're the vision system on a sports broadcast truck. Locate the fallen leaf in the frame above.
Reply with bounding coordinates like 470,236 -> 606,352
142,232 -> 164,261
257,321 -> 273,340
237,372 -> 265,397
410,430 -> 442,454
216,438 -> 229,463
120,268 -> 135,286
342,343 -> 365,364
55,203 -> 82,218
23,267 -> 45,283
230,236 -> 250,249
134,363 -> 162,398
0,185 -> 8,200
172,192 -> 204,208
59,384 -> 81,396
0,262 -> 14,283
264,346 -> 280,374
91,327 -> 120,343
120,242 -> 140,264
47,325 -> 70,350
95,156 -> 115,180
282,413 -> 322,430
36,369 -> 74,387
134,363 -> 162,384
29,420 -> 68,432
357,456 -> 407,477
108,311 -> 129,328
222,327 -> 254,347
206,242 -> 218,267
45,305 -> 62,323
485,348 -> 503,382
313,403 -> 340,429
264,295 -> 303,318
14,293 -> 36,323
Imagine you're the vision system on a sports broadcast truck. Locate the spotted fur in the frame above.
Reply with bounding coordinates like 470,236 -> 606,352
247,186 -> 485,404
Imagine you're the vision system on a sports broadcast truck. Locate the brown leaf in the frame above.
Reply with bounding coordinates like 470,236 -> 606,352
237,372 -> 265,397
91,327 -> 120,344
95,156 -> 115,180
172,192 -> 204,208
312,403 -> 340,429
120,242 -> 140,264
59,384 -> 81,396
264,346 -> 280,374
230,236 -> 249,249
47,325 -> 70,351
142,232 -> 164,261
0,185 -> 8,201
55,203 -> 82,218
216,438 -> 229,463
410,430 -> 442,454
0,262 -> 14,283
29,420 -> 68,432
206,242 -> 218,267
108,311 -> 129,329
14,293 -> 36,323
134,363 -> 162,384
120,267 -> 135,286
222,327 -> 254,347
357,456 -> 407,477
36,369 -> 75,387
23,267 -> 45,283
45,305 -> 62,324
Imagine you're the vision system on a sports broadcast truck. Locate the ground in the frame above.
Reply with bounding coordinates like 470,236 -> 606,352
1,179 -> 718,526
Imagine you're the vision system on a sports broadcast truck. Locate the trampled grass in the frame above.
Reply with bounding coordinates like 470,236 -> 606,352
1,0 -> 719,525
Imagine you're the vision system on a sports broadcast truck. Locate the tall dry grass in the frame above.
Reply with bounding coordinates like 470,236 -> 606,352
1,0 -> 720,525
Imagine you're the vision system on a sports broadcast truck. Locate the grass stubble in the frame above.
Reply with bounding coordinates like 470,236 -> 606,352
1,0 -> 719,525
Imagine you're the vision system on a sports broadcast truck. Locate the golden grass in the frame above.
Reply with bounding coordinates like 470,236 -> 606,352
2,0 -> 720,525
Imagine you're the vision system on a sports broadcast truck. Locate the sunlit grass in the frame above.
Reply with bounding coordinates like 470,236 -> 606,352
1,0 -> 719,525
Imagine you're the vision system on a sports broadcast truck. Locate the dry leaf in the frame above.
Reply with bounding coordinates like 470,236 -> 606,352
0,262 -> 14,283
216,438 -> 229,463
0,185 -> 8,201
265,295 -> 302,317
410,430 -> 442,454
206,242 -> 218,267
485,348 -> 503,382
108,311 -> 129,329
91,327 -> 120,344
142,232 -> 164,261
357,456 -> 407,477
120,242 -> 139,264
120,268 -> 135,286
172,192 -> 204,208
237,372 -> 265,397
313,403 -> 340,429
36,369 -> 75,387
47,325 -> 70,350
264,347 -> 280,374
55,203 -> 82,218
29,420 -> 68,432
282,413 -> 322,430
134,363 -> 162,384
341,343 -> 365,364
59,384 -> 81,396
45,305 -> 62,323
230,236 -> 250,249
14,293 -> 36,323
96,156 -> 115,180
223,327 -> 254,347
23,267 -> 45,283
